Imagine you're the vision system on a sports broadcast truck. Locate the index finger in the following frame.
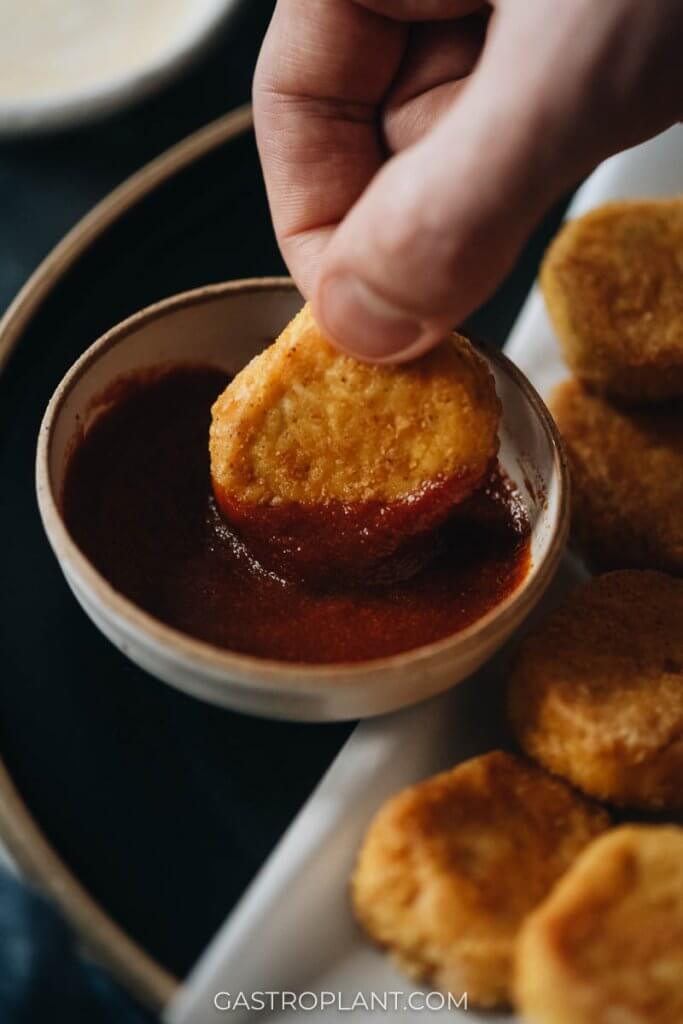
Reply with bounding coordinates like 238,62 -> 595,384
253,0 -> 407,296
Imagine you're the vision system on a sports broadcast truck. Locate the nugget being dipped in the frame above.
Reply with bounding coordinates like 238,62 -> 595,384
210,304 -> 500,581
509,571 -> 683,810
542,198 -> 683,402
351,751 -> 609,1008
516,826 -> 683,1024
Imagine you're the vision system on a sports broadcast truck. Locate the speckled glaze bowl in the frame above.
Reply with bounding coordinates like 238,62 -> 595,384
36,278 -> 569,721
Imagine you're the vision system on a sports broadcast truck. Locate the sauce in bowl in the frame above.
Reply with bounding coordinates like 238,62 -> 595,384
62,366 -> 531,664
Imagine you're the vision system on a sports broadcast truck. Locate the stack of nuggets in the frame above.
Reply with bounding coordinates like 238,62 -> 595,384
508,570 -> 683,1022
353,572 -> 683,1022
352,202 -> 683,1022
542,198 -> 683,575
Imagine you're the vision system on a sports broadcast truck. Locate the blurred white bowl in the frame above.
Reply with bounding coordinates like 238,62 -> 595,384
0,0 -> 240,137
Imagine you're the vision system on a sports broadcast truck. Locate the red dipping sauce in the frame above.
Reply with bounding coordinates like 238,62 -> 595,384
213,469 -> 486,585
62,366 -> 531,664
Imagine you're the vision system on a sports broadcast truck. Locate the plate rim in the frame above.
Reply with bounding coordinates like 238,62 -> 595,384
0,103 -> 253,1012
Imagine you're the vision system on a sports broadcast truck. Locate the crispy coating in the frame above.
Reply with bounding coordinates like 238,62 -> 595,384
351,751 -> 609,1008
209,303 -> 499,506
551,378 -> 683,575
541,198 -> 683,402
516,826 -> 683,1024
508,571 -> 683,810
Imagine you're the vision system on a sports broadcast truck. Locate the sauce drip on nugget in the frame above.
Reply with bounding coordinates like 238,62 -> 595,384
210,304 -> 500,581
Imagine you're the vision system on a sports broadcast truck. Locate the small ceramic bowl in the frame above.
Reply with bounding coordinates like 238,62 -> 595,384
36,278 -> 569,721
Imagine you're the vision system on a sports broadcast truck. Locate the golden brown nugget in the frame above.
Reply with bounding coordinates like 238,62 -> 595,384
210,303 -> 500,580
516,826 -> 683,1024
509,570 -> 683,810
351,751 -> 609,1008
541,198 -> 683,402
551,378 -> 683,575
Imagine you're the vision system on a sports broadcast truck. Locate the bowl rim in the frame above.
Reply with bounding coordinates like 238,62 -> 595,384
36,276 -> 570,694
0,0 -> 239,137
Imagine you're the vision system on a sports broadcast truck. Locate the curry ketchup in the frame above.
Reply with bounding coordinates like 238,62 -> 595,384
211,468 -> 483,585
62,366 -> 531,664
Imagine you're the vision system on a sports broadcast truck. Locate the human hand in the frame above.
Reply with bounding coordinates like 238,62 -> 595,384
254,0 -> 683,362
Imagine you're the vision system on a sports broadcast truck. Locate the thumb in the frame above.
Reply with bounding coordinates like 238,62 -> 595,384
311,3 -> 652,363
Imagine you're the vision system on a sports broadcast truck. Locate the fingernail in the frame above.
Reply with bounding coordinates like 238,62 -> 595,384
318,273 -> 423,360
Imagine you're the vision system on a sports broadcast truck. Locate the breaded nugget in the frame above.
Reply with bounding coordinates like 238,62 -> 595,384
509,570 -> 683,810
516,826 -> 683,1024
210,303 -> 500,580
211,303 -> 499,506
551,377 -> 683,575
542,198 -> 683,402
351,751 -> 609,1008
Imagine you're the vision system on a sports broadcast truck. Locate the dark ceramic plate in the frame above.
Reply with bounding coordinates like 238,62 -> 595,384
0,108 -> 567,1011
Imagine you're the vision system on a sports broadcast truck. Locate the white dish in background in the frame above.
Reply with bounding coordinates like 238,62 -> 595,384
0,0 -> 239,137
36,277 -> 568,722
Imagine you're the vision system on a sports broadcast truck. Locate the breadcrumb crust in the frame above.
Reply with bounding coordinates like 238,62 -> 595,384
551,378 -> 683,575
209,303 -> 500,505
542,198 -> 683,402
508,570 -> 683,810
516,826 -> 683,1024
